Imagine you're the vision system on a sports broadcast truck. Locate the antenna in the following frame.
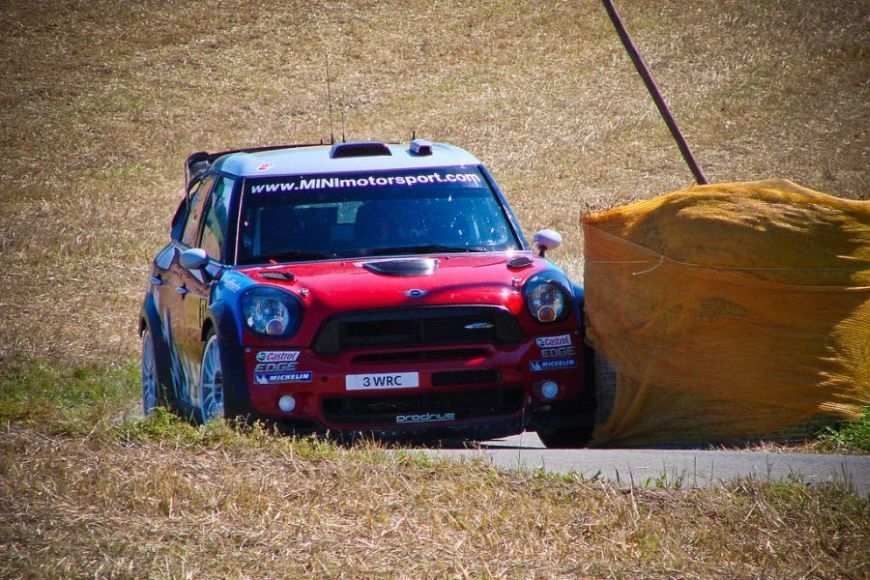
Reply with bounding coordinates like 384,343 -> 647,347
325,51 -> 336,145
339,85 -> 347,143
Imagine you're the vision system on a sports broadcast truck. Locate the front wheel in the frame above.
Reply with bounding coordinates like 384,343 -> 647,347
536,425 -> 594,449
195,332 -> 225,423
536,397 -> 596,449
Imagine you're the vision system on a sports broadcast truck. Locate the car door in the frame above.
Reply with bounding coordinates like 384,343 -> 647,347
175,175 -> 236,410
164,174 -> 217,408
153,188 -> 195,325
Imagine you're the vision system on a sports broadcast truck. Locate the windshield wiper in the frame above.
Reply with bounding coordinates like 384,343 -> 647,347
263,250 -> 335,262
366,244 -> 489,256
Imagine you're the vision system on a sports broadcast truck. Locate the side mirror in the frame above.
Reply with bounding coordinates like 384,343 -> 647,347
533,229 -> 562,257
179,248 -> 209,271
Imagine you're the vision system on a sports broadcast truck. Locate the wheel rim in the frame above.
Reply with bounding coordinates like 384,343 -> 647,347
200,336 -> 224,422
141,330 -> 158,415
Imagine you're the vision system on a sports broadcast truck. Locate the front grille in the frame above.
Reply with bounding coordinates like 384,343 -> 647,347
352,348 -> 489,365
322,387 -> 524,425
313,306 -> 524,355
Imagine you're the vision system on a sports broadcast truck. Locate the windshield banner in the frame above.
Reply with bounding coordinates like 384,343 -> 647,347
248,169 -> 483,194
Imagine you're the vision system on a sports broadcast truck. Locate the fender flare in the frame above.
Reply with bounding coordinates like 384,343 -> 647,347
206,302 -> 254,421
570,283 -> 586,332
570,282 -> 596,400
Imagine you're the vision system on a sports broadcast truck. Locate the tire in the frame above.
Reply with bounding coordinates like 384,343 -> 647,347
195,331 -> 225,424
593,350 -> 617,425
209,311 -> 255,426
537,424 -> 594,449
141,329 -> 161,415
537,354 -> 597,448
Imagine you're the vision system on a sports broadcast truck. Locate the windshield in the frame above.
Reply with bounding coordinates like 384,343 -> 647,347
237,166 -> 521,264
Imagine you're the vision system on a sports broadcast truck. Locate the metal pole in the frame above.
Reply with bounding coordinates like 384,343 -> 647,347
601,0 -> 708,185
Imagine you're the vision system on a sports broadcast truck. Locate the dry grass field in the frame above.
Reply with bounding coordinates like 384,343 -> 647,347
1,0 -> 869,577
1,419 -> 867,579
0,0 -> 867,364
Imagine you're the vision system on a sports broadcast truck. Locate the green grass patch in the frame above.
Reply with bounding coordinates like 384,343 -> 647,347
116,406 -> 410,468
3,359 -> 869,456
117,407 -> 342,459
0,360 -> 139,434
816,407 -> 870,453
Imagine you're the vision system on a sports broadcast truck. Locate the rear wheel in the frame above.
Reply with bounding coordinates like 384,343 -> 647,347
141,329 -> 159,415
196,332 -> 225,423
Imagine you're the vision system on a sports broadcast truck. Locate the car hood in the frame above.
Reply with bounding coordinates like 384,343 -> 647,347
239,252 -> 550,315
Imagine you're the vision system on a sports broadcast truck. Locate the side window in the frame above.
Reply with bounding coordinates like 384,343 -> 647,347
170,180 -> 201,241
200,176 -> 235,261
181,175 -> 216,246
170,199 -> 189,241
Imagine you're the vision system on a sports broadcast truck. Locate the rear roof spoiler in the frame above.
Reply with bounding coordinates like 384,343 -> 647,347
182,139 -> 416,191
185,151 -> 211,190
183,142 -> 338,190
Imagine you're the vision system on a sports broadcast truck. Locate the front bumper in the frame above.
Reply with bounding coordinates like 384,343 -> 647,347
239,334 -> 586,438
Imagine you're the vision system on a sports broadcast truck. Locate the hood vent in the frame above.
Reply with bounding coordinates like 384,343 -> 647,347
363,258 -> 438,277
507,255 -> 534,270
261,271 -> 295,281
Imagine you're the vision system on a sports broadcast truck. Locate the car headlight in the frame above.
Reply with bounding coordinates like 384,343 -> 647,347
240,286 -> 302,337
524,275 -> 569,323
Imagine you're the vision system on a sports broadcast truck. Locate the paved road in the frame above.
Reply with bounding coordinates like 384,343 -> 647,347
424,432 -> 870,496
129,398 -> 869,495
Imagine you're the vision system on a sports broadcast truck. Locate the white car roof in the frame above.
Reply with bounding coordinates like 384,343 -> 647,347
215,141 -> 482,177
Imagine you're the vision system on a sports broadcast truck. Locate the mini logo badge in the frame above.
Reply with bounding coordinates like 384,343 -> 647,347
405,289 -> 427,298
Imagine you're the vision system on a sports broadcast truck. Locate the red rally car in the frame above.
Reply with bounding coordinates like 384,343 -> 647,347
139,139 -> 595,447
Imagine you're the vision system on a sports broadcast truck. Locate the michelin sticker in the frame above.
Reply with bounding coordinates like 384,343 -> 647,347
535,334 -> 572,348
529,358 -> 576,372
255,371 -> 312,385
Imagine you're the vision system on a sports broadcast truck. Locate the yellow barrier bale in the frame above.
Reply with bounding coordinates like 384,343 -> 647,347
583,180 -> 870,447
